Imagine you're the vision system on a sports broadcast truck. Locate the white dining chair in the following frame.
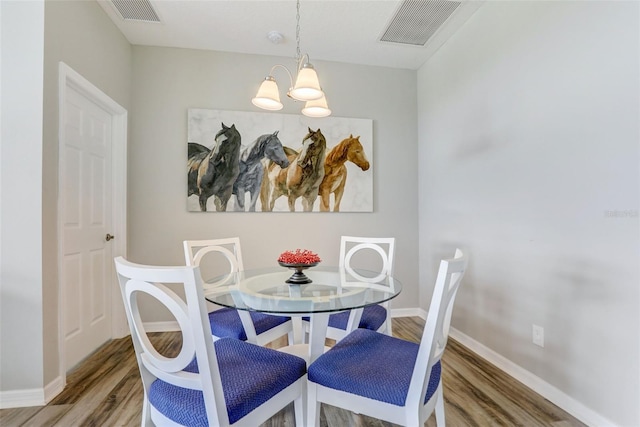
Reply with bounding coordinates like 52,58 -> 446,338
306,249 -> 468,427
303,236 -> 395,342
184,238 -> 294,345
113,256 -> 306,427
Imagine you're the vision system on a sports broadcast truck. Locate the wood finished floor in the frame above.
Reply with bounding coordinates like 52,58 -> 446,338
1,317 -> 585,427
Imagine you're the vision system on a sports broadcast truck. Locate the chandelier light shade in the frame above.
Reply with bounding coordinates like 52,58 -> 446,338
252,76 -> 283,110
301,94 -> 331,118
289,63 -> 323,101
251,0 -> 331,117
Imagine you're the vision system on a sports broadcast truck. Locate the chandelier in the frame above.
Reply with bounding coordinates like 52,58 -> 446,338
251,0 -> 331,118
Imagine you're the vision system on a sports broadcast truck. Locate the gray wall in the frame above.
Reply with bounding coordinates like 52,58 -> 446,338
1,0 -> 45,394
128,46 -> 419,321
417,2 -> 639,426
41,0 -> 132,386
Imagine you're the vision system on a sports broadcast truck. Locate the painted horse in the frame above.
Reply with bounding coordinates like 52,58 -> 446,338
318,135 -> 370,212
232,131 -> 289,211
260,128 -> 326,212
187,122 -> 241,211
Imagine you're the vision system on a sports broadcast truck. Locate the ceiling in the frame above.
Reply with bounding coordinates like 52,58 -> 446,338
97,0 -> 483,70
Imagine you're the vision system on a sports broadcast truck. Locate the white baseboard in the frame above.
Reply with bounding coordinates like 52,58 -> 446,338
0,388 -> 45,409
390,307 -> 426,318
44,376 -> 64,404
143,320 -> 180,332
449,327 -> 616,427
0,376 -> 65,409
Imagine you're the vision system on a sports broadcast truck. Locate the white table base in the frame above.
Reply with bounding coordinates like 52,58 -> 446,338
278,313 -> 330,364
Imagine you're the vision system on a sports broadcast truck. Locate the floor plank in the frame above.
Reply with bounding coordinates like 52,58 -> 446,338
0,317 -> 586,427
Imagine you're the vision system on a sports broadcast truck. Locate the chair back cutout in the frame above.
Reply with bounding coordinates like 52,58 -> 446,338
340,236 -> 395,284
184,238 -> 244,290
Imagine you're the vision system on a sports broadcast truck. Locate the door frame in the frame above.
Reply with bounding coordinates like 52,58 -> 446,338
57,62 -> 128,384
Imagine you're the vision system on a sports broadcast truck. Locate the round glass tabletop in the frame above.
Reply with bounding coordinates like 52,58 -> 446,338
204,265 -> 402,315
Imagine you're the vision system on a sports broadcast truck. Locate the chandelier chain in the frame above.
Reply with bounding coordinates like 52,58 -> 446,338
252,0 -> 330,117
295,0 -> 301,62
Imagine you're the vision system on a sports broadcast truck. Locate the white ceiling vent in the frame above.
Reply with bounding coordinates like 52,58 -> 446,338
110,0 -> 161,23
381,0 -> 462,46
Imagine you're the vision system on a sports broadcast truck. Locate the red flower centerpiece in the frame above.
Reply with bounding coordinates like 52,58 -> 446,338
278,249 -> 321,284
278,249 -> 321,265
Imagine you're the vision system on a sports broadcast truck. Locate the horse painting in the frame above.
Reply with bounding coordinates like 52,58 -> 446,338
187,122 -> 241,212
318,135 -> 370,212
260,128 -> 326,212
232,131 -> 289,211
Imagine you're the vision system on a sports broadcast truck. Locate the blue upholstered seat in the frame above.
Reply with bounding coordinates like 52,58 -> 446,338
149,338 -> 307,426
308,329 -> 440,406
302,304 -> 387,331
209,308 -> 291,341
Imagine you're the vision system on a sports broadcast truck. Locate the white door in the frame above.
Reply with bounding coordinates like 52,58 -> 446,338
60,85 -> 114,371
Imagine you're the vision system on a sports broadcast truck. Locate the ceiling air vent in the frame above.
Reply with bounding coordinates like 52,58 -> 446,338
381,0 -> 462,46
110,0 -> 161,23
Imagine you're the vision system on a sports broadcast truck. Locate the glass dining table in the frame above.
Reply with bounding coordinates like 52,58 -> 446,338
204,265 -> 402,363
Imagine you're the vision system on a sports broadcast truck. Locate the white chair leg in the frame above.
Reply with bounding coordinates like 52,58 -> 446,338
291,316 -> 304,345
309,313 -> 329,363
386,313 -> 393,336
141,395 -> 152,426
435,384 -> 445,426
293,390 -> 305,427
307,382 -> 321,427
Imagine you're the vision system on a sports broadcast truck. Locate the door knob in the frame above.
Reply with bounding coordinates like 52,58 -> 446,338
105,233 -> 115,241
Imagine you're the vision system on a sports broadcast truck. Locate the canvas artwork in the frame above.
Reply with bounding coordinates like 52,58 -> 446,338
187,109 -> 373,212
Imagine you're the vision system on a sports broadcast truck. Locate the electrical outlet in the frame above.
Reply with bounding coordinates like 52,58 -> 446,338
532,324 -> 544,347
